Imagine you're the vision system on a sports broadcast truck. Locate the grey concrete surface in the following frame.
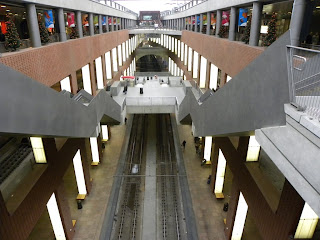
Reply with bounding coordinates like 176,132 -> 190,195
142,115 -> 157,240
256,116 -> 320,217
17,0 -> 137,19
0,63 -> 121,137
178,31 -> 291,137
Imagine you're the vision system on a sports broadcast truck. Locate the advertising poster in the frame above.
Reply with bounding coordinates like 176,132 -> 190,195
44,10 -> 54,28
102,16 -> 106,26
196,15 -> 200,25
82,14 -> 89,26
222,11 -> 230,26
203,14 -> 207,25
108,17 -> 112,25
238,8 -> 248,26
188,17 -> 191,24
192,16 -> 195,25
94,15 -> 99,26
211,13 -> 216,26
67,12 -> 75,27
113,17 -> 117,24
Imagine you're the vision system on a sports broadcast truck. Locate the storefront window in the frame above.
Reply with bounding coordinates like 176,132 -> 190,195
37,9 -> 58,43
260,1 -> 293,46
301,0 -> 320,49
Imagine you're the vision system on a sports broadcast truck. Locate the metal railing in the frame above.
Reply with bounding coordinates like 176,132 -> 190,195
160,0 -> 208,17
287,45 -> 320,120
90,0 -> 138,16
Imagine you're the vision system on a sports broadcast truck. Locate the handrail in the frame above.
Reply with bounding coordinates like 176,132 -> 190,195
287,45 -> 320,120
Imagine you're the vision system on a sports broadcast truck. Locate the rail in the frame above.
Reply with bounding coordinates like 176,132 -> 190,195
90,0 -> 138,16
287,45 -> 320,120
160,0 -> 208,17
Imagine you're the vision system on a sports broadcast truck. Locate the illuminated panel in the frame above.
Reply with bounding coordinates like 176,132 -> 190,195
101,125 -> 109,141
30,137 -> 46,163
161,34 -> 164,46
95,57 -> 104,89
181,42 -> 184,61
204,136 -> 212,161
122,42 -> 126,62
105,51 -> 112,79
60,76 -> 71,92
184,44 -> 188,65
209,63 -> 218,90
199,56 -> 207,88
295,203 -> 319,239
90,137 -> 100,163
47,193 -> 66,240
174,38 -> 177,54
214,149 -> 226,194
227,75 -> 232,82
177,40 -> 181,58
118,44 -> 123,66
126,40 -> 129,58
82,64 -> 92,95
168,36 -> 171,51
188,47 -> 193,72
129,39 -> 132,54
246,136 -> 260,162
112,48 -> 118,72
172,37 -> 174,53
192,51 -> 199,79
231,192 -> 248,240
73,150 -> 87,195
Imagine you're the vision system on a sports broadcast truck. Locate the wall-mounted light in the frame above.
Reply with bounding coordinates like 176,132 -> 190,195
73,150 -> 87,195
294,203 -> 319,239
90,137 -> 100,164
30,137 -> 47,163
47,193 -> 66,240
203,136 -> 212,161
214,149 -> 226,197
246,136 -> 260,162
231,192 -> 248,240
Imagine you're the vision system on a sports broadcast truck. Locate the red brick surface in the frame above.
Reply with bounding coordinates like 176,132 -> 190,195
0,31 -> 129,87
181,31 -> 264,77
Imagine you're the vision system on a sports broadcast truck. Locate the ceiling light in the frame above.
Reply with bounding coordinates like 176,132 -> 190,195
316,6 -> 320,9
1,5 -> 6,8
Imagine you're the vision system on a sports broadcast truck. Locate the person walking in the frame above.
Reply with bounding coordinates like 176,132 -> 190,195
181,140 -> 186,149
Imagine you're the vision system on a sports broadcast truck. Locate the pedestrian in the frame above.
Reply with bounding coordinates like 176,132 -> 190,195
125,117 -> 127,125
182,140 -> 186,149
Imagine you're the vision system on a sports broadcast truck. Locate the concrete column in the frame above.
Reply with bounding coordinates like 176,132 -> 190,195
98,15 -> 103,34
26,3 -> 41,47
200,13 -> 203,33
205,60 -> 211,89
57,8 -> 67,42
76,11 -> 83,38
88,13 -> 94,36
55,182 -> 75,239
216,10 -> 222,37
229,7 -> 237,41
206,12 -> 211,35
89,62 -> 97,96
101,54 -> 107,86
249,2 -> 263,46
106,15 -> 109,32
290,0 -> 307,46
111,16 -> 114,31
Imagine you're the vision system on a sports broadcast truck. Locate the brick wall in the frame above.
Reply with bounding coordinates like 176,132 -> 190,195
181,31 -> 264,77
0,30 -> 129,88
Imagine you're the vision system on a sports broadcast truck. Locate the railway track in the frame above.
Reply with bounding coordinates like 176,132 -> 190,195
111,114 -> 186,240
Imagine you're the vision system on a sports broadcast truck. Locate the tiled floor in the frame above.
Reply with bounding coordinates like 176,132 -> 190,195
177,124 -> 227,240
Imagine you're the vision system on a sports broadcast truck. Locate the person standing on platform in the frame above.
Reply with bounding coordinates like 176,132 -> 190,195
182,140 -> 186,149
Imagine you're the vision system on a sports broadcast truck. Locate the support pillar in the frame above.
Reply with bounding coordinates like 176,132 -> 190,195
249,2 -> 263,46
101,53 -> 107,86
290,0 -> 307,46
88,13 -> 94,36
70,71 -> 78,94
205,60 -> 211,89
111,16 -> 114,31
200,13 -> 203,33
55,181 -> 75,239
98,15 -> 103,34
216,10 -> 222,37
229,7 -> 237,41
76,11 -> 83,38
26,3 -> 41,47
206,12 -> 211,35
57,8 -> 67,42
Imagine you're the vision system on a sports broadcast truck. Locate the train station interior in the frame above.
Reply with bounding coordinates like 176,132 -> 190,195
1,0 -> 320,239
